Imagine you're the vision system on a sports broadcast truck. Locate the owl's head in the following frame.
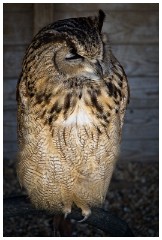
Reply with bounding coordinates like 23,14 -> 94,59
29,10 -> 108,83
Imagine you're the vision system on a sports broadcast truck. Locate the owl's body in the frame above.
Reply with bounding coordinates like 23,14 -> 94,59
17,10 -> 129,219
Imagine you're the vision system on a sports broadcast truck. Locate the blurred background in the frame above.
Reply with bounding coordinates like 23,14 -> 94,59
3,3 -> 159,237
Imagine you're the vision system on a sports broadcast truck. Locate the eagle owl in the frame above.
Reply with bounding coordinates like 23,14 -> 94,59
17,10 -> 129,221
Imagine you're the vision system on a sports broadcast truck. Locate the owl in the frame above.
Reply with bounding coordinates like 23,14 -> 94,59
16,10 -> 129,221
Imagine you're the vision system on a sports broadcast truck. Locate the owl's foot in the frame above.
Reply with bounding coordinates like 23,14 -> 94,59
63,206 -> 71,219
64,211 -> 71,219
78,208 -> 91,223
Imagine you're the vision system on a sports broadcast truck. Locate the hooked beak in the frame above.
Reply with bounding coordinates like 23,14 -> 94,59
84,59 -> 103,80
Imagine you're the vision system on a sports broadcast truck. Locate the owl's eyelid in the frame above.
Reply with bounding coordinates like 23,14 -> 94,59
65,52 -> 83,61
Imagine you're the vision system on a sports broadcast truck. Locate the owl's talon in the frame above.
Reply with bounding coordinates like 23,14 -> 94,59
64,212 -> 70,219
63,207 -> 71,219
78,209 -> 91,223
78,214 -> 89,223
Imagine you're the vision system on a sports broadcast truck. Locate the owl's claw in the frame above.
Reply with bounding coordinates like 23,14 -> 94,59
78,208 -> 91,223
78,214 -> 89,223
64,212 -> 70,219
63,207 -> 71,219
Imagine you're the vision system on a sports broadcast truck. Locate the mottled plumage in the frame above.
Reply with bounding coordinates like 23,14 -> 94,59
17,10 -> 129,220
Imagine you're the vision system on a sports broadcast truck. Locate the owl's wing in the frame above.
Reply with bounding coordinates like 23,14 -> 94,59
111,53 -> 130,133
119,72 -> 130,131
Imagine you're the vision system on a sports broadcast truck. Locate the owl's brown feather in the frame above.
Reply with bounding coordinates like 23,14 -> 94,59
17,10 -> 129,218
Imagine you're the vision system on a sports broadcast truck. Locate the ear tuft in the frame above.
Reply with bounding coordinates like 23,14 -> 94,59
98,9 -> 106,33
